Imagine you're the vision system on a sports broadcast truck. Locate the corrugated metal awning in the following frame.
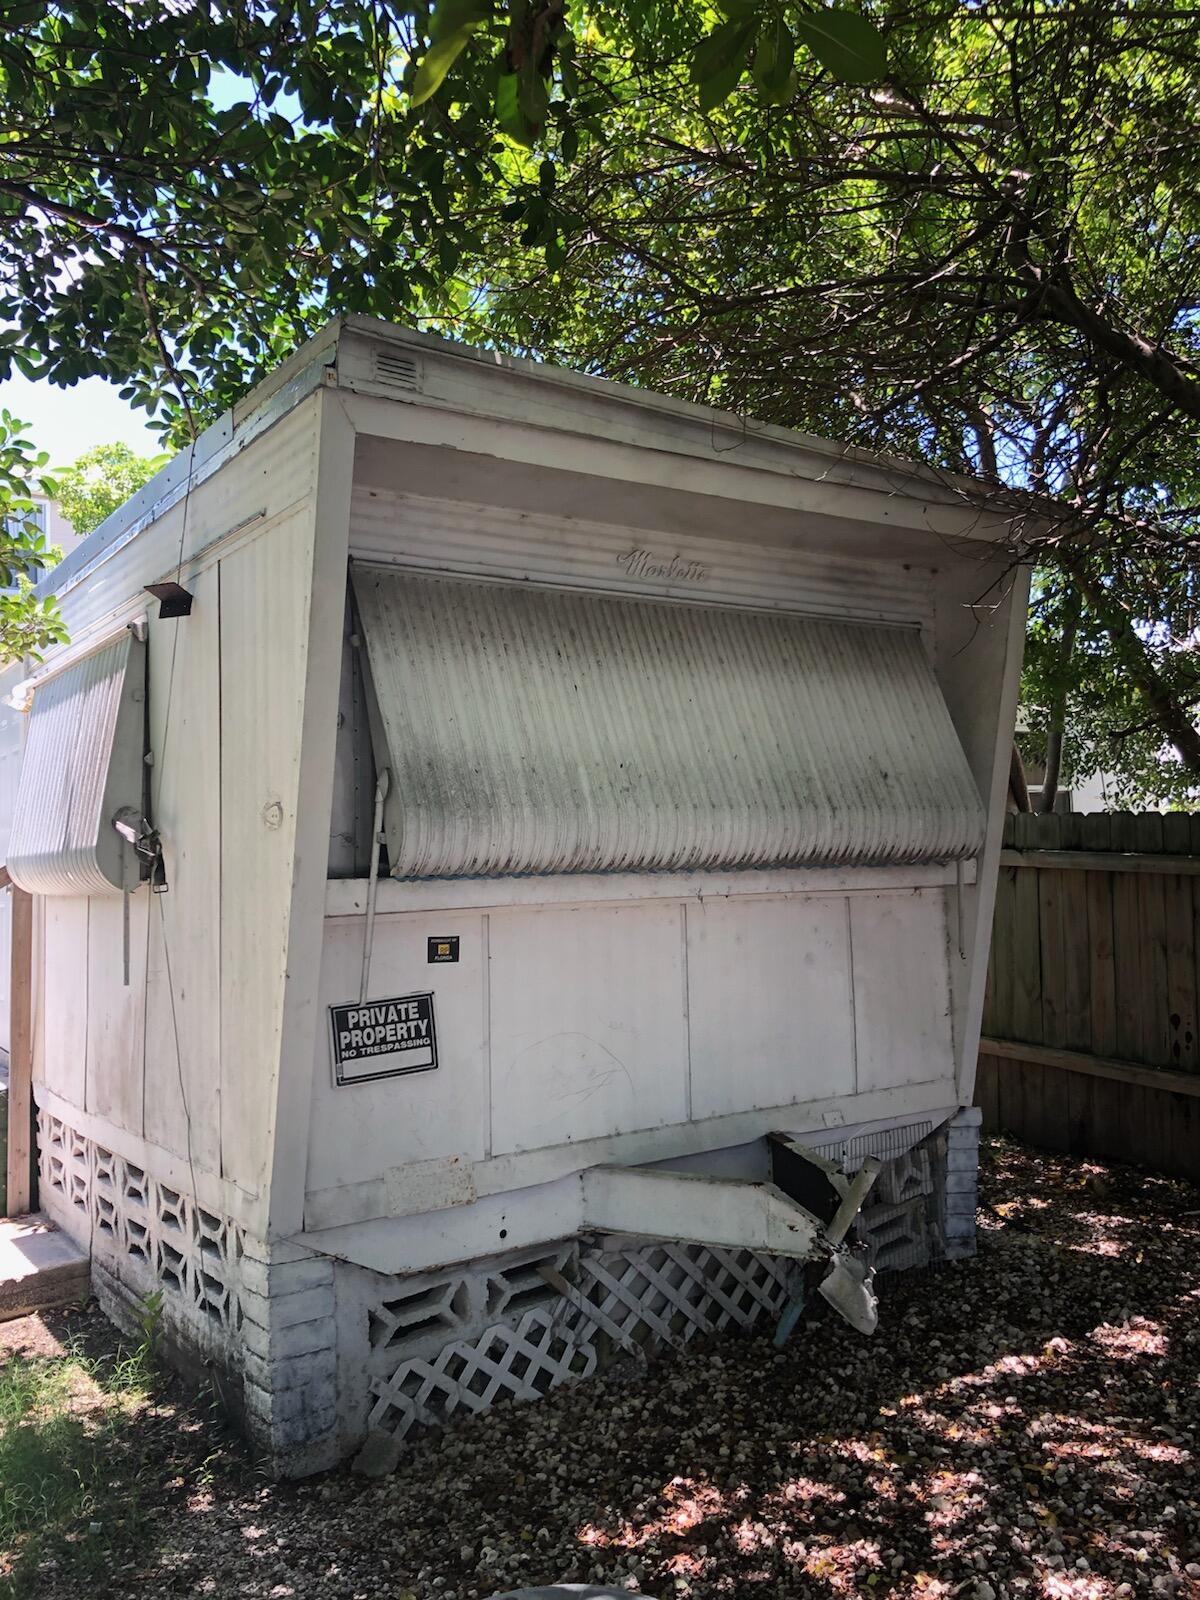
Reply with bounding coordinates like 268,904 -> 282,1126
7,629 -> 147,896
352,568 -> 986,878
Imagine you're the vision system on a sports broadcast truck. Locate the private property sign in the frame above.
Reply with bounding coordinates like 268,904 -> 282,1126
329,993 -> 438,1086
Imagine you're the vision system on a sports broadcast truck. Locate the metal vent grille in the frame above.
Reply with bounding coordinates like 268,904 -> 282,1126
372,347 -> 422,393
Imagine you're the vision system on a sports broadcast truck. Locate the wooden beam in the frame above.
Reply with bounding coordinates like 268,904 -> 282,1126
6,886 -> 34,1217
999,848 -> 1200,876
979,1035 -> 1200,1100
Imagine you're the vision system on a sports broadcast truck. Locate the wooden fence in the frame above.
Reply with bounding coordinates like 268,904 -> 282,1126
978,811 -> 1200,1181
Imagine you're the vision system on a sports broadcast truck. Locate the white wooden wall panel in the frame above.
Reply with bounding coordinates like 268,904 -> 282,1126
488,904 -> 687,1156
305,913 -> 487,1193
84,892 -> 148,1133
143,563 -> 221,1173
40,899 -> 88,1106
218,512 -> 312,1196
686,897 -> 855,1118
850,891 -> 954,1092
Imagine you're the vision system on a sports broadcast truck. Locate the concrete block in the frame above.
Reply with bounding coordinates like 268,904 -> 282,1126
243,1311 -> 339,1363
0,1214 -> 90,1321
268,1284 -> 337,1329
239,1254 -> 334,1300
240,1235 -> 320,1268
245,1375 -> 337,1431
352,1429 -> 403,1478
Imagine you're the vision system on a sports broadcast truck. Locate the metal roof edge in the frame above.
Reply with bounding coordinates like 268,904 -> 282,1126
37,337 -> 339,603
36,313 -> 1048,610
338,316 -> 1047,536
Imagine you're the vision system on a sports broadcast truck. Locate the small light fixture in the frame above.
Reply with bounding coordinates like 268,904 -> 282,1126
144,581 -> 194,618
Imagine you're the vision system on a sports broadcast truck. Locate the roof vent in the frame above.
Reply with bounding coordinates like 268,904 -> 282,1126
373,347 -> 422,394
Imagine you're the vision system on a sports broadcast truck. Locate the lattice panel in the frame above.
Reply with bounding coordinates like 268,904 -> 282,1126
36,1109 -> 246,1333
366,1239 -> 794,1443
368,1305 -> 597,1438
574,1243 -> 793,1354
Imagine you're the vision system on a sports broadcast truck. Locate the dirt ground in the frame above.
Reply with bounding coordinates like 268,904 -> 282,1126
3,1136 -> 1199,1600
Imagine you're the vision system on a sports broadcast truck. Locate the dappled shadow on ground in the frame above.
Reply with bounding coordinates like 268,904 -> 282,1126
0,1304 -> 248,1598
9,1140 -> 1200,1600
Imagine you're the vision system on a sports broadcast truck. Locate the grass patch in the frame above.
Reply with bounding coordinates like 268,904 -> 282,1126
0,1333 -> 157,1597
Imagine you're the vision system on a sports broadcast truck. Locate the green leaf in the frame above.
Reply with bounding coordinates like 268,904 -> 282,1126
495,71 -> 534,146
518,65 -> 550,126
429,0 -> 492,40
753,16 -> 794,100
698,52 -> 746,112
410,28 -> 477,107
689,18 -> 754,86
794,9 -> 887,84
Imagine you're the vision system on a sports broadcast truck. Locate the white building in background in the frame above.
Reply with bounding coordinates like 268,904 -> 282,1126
2,493 -> 86,578
0,321 -> 1027,1474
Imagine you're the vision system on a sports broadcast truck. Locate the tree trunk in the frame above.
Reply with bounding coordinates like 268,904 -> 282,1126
1009,741 -> 1032,812
1039,729 -> 1064,814
1038,584 -> 1082,814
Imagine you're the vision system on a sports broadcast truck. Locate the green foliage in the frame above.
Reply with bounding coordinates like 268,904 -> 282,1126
55,443 -> 168,537
0,1337 -> 155,1595
0,410 -> 68,663
1021,566 -> 1200,809
0,1 -> 887,447
132,1289 -> 166,1366
3,0 -> 1200,792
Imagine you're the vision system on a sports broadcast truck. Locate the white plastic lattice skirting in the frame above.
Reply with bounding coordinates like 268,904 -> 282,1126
365,1240 -> 795,1442
37,1109 -> 245,1334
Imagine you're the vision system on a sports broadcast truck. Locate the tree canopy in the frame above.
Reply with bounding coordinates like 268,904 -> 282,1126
0,413 -> 69,661
54,441 -> 168,536
4,0 -> 1200,801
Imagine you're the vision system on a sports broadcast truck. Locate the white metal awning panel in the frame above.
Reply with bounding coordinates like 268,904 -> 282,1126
7,630 -> 146,896
352,567 -> 986,878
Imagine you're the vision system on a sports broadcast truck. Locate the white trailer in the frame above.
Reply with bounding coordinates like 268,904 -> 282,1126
3,321 -> 1026,1473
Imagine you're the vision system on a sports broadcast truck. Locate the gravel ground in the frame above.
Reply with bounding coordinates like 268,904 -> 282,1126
10,1136 -> 1200,1600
